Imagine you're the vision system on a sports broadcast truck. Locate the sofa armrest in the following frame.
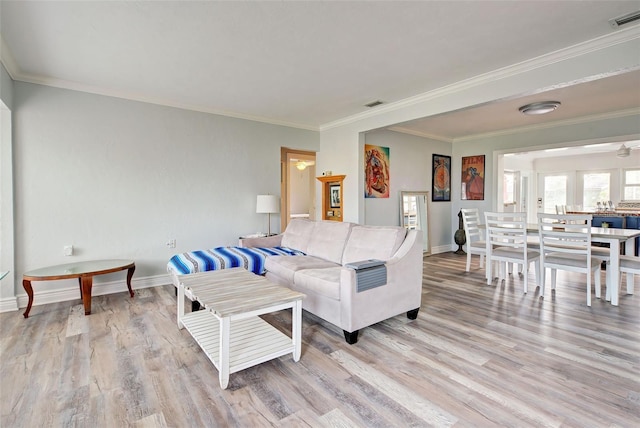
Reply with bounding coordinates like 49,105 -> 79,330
239,234 -> 283,248
339,229 -> 423,332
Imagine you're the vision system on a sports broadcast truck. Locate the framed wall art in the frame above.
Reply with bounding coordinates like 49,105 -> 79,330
364,144 -> 390,198
330,184 -> 341,208
461,155 -> 485,200
432,154 -> 451,202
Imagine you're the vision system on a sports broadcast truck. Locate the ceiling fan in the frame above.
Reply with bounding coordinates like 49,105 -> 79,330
617,143 -> 631,158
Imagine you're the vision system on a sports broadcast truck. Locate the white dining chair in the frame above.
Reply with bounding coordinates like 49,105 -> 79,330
461,208 -> 486,272
537,213 -> 604,306
485,212 -> 540,293
616,255 -> 639,297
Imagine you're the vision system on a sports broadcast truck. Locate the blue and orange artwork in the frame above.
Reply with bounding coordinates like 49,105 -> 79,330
364,144 -> 390,198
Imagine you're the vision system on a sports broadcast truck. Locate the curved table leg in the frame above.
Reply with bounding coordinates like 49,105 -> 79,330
22,279 -> 34,318
126,265 -> 135,298
81,276 -> 93,315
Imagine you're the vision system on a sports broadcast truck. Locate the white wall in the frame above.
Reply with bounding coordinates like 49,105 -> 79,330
289,164 -> 314,215
11,82 -> 318,303
363,129 -> 452,253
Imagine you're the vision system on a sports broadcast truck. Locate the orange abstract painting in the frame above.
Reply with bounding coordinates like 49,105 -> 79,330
364,144 -> 390,198
461,155 -> 485,200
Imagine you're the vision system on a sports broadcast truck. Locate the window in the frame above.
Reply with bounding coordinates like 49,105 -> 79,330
623,168 -> 640,200
582,172 -> 610,211
543,175 -> 567,214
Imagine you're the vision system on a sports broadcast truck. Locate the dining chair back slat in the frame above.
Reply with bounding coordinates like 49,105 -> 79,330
461,208 -> 486,272
537,213 -> 603,306
485,212 -> 540,293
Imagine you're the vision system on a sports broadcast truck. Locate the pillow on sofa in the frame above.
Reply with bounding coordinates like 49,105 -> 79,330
342,225 -> 407,265
306,221 -> 353,264
281,219 -> 316,252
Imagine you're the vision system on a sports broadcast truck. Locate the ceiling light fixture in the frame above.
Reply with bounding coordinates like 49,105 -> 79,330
617,144 -> 631,158
518,101 -> 561,115
296,161 -> 307,170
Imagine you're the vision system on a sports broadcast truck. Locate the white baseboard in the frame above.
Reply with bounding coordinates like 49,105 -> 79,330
8,274 -> 172,312
431,244 -> 452,255
0,296 -> 19,312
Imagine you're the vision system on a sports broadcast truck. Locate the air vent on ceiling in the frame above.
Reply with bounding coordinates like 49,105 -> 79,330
364,100 -> 384,108
609,10 -> 640,28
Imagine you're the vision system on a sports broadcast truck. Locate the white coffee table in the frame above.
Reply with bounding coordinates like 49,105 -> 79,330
176,267 -> 304,389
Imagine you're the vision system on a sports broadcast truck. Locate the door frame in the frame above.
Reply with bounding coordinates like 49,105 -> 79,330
280,147 -> 317,232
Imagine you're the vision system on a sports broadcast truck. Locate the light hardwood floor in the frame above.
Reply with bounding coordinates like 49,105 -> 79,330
1,252 -> 638,427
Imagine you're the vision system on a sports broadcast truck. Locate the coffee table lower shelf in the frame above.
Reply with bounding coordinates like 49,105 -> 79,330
180,310 -> 295,375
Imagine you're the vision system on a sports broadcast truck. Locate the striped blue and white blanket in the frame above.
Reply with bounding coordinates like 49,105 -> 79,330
167,246 -> 306,276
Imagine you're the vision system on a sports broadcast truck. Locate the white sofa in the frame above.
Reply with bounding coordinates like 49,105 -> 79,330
240,219 -> 423,344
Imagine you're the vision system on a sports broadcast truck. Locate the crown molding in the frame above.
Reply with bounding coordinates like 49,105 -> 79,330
386,127 -> 453,143
1,31 -> 319,132
454,107 -> 640,143
320,25 -> 640,131
0,35 -> 19,79
3,25 -> 639,133
14,72 -> 321,131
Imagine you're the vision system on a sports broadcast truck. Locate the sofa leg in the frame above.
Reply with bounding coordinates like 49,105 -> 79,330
343,330 -> 359,345
407,308 -> 420,320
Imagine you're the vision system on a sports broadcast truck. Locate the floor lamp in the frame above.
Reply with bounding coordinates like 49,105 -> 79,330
256,194 -> 279,236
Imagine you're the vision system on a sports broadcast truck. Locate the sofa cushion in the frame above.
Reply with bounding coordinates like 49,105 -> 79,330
281,219 -> 316,253
342,225 -> 407,265
306,221 -> 354,264
265,255 -> 339,283
294,267 -> 342,301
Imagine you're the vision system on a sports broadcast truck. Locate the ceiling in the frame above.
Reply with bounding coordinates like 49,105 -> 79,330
1,1 -> 640,140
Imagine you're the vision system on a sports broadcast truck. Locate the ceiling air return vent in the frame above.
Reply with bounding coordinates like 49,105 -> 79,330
364,100 -> 384,108
609,10 -> 640,28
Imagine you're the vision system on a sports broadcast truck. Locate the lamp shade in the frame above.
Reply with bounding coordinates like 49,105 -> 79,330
256,194 -> 279,214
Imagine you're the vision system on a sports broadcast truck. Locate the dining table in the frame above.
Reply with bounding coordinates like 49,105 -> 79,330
480,223 -> 640,306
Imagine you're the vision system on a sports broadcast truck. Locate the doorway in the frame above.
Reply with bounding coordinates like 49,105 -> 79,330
538,172 -> 575,214
280,148 -> 317,232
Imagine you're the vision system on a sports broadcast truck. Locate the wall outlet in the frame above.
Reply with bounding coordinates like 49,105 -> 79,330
64,245 -> 74,256
166,239 -> 176,249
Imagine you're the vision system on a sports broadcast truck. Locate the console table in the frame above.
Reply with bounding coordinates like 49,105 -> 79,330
176,267 -> 304,389
22,259 -> 135,317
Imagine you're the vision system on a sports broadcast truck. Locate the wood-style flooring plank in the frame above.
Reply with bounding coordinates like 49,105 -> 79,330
1,252 -> 638,427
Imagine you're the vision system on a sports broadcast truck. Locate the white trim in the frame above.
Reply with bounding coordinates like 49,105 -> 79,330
431,245 -> 452,255
3,27 -> 639,133
387,127 -> 453,143
454,108 -> 640,143
11,273 -> 172,311
320,26 -> 640,131
0,35 -> 19,79
0,296 -> 19,313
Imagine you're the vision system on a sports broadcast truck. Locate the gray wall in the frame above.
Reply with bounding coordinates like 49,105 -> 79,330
452,113 -> 640,243
1,63 -> 13,108
12,82 -> 318,295
1,63 -> 15,310
363,129 -> 452,253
